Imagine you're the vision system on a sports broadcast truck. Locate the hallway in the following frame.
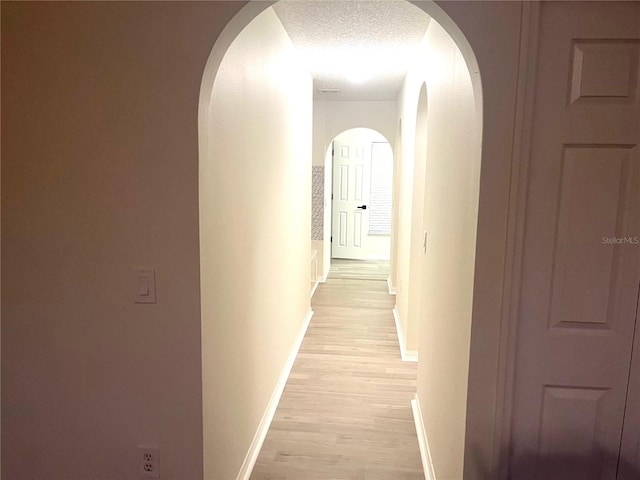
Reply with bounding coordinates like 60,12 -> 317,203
251,260 -> 423,480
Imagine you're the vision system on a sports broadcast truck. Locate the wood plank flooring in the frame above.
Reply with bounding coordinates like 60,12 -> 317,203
327,259 -> 390,281
250,260 -> 423,480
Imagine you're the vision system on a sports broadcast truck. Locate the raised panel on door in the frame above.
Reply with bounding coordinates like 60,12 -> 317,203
509,3 -> 640,479
354,164 -> 364,201
549,146 -> 637,332
537,386 -> 614,480
618,287 -> 640,480
336,163 -> 350,249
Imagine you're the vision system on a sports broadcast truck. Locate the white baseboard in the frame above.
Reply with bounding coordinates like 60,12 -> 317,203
310,280 -> 320,298
236,308 -> 314,480
387,276 -> 396,295
392,306 -> 418,362
412,393 -> 436,480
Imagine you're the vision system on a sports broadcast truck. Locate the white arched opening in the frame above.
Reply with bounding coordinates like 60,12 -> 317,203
401,21 -> 482,477
396,83 -> 428,363
196,2 -> 516,480
312,114 -> 397,281
327,127 -> 393,262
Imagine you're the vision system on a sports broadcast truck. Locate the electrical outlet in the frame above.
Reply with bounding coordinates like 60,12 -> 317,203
138,447 -> 159,479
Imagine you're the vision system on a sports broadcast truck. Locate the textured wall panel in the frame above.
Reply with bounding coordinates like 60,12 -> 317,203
312,166 -> 325,240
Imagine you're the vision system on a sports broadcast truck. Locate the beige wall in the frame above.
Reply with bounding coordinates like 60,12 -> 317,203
418,21 -> 479,480
394,1 -> 522,477
394,31 -> 430,356
200,7 -> 312,480
2,1 -> 526,479
1,2 -> 246,479
435,3 -> 523,478
396,16 -> 479,478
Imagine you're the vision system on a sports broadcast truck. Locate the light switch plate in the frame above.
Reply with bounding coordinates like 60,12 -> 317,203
133,268 -> 156,304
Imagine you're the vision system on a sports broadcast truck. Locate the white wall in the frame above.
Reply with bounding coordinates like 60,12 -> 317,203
316,100 -> 397,152
389,118 -> 403,294
394,36 -> 429,355
395,17 -> 480,480
407,83 -> 428,356
200,7 -> 313,480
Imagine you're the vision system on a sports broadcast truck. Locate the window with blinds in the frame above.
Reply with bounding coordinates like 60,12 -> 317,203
369,142 -> 393,235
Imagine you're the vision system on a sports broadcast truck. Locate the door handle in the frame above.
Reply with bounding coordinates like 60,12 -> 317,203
357,205 -> 367,210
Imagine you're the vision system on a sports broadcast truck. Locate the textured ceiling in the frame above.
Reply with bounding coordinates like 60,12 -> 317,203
273,0 -> 431,101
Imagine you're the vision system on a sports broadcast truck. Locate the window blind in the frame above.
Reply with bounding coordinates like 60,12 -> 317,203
369,142 -> 393,235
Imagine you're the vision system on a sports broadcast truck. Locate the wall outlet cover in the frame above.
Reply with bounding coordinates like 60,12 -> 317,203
138,446 -> 159,479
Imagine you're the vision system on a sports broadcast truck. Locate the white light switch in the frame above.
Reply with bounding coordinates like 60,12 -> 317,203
133,268 -> 156,304
138,276 -> 150,296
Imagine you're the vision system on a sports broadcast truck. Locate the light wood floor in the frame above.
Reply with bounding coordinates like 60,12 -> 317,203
327,259 -> 390,281
250,260 -> 423,480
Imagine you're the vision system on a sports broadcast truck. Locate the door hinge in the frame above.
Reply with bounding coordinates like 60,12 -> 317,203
331,236 -> 333,243
331,193 -> 333,200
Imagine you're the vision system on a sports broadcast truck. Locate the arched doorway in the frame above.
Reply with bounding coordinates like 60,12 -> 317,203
197,2 -> 515,480
328,127 -> 393,261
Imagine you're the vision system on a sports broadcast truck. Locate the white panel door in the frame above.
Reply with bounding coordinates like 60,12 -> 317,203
509,2 -> 640,480
331,138 -> 371,259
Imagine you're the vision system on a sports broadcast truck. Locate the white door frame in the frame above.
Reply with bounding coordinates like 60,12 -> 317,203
489,3 -> 542,477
